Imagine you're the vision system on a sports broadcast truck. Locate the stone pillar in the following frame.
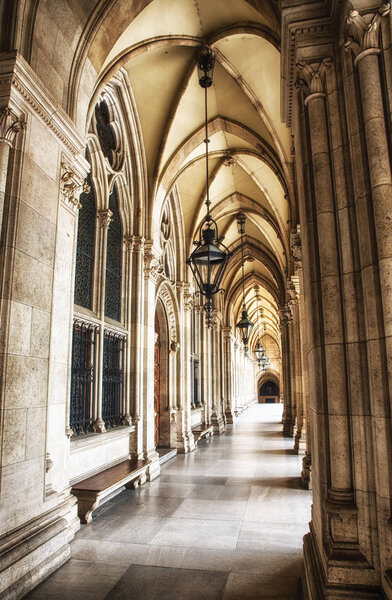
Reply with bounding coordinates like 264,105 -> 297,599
123,236 -> 135,427
279,306 -> 293,436
183,285 -> 196,451
222,327 -> 235,423
210,311 -> 225,434
0,52 -> 89,598
93,209 -> 112,433
129,236 -> 145,458
295,50 -> 383,595
142,242 -> 161,480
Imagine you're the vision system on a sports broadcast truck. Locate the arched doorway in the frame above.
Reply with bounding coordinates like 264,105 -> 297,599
259,380 -> 280,403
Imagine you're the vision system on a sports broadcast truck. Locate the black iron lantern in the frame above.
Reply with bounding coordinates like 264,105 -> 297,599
254,343 -> 266,361
236,212 -> 253,348
187,47 -> 231,325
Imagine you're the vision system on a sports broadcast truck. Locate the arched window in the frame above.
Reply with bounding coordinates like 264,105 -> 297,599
105,185 -> 122,321
74,173 -> 96,309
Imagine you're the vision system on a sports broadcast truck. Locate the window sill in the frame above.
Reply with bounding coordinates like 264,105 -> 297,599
70,424 -> 135,453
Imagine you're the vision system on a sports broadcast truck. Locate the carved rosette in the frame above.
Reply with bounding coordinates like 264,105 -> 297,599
0,107 -> 26,147
344,3 -> 390,58
60,161 -> 90,211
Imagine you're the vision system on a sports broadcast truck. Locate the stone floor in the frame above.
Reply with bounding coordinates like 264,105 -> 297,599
25,404 -> 312,600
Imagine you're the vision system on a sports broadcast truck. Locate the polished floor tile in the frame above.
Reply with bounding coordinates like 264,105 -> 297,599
23,405 -> 312,600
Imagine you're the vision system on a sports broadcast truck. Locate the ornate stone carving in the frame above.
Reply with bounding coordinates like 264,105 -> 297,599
170,340 -> 180,354
123,236 -> 135,252
144,241 -> 163,282
60,162 -> 90,211
279,305 -> 293,329
344,3 -> 390,57
158,283 -> 177,343
296,58 -> 332,100
290,226 -> 302,273
223,154 -> 237,167
97,208 -> 113,229
0,107 -> 25,147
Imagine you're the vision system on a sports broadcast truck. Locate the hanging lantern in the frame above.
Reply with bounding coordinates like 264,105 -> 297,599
187,47 -> 231,325
236,212 -> 253,346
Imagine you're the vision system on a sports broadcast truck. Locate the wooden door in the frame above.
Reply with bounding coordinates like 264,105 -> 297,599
154,314 -> 160,447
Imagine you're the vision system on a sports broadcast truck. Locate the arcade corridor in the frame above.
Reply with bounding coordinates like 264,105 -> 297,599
25,405 -> 311,600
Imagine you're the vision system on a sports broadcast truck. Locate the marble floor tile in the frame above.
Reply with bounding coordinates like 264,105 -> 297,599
223,572 -> 299,600
104,564 -> 229,600
188,483 -> 251,501
171,497 -> 248,521
151,517 -> 242,550
24,559 -> 127,600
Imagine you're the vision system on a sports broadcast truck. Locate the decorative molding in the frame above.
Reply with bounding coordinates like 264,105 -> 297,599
0,53 -> 86,157
60,161 -> 90,211
97,209 -> 113,229
0,107 -> 25,147
123,236 -> 135,252
344,3 -> 390,58
158,283 -> 177,343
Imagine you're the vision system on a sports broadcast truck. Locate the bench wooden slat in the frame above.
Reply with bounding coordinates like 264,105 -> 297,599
72,459 -> 148,492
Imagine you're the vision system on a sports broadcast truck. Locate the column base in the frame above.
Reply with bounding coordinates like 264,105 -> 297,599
211,413 -> 225,435
176,432 -> 196,454
283,419 -> 294,437
301,452 -> 312,489
0,494 -> 79,600
225,409 -> 235,424
303,526 -> 381,600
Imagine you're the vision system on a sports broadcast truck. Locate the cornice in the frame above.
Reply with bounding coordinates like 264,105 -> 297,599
0,52 -> 86,158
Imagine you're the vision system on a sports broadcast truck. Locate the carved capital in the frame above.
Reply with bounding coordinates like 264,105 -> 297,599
131,235 -> 145,253
144,241 -> 163,282
279,305 -> 293,329
60,161 -> 90,211
344,3 -> 390,58
296,58 -> 332,100
123,236 -> 135,251
97,208 -> 113,229
0,107 -> 25,147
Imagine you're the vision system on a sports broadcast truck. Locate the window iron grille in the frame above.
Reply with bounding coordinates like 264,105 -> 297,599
102,330 -> 126,428
105,185 -> 122,321
74,174 -> 96,309
70,320 -> 97,435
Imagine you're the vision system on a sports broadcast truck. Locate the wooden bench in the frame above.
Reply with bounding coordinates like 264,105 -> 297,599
71,458 -> 150,524
192,424 -> 214,445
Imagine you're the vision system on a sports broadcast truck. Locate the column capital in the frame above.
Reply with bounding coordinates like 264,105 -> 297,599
97,208 -> 113,229
295,58 -> 332,103
144,240 -> 163,282
344,3 -> 390,60
0,107 -> 25,147
60,159 -> 90,212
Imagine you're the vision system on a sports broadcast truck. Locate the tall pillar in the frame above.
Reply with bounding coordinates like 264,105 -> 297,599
279,306 -> 293,436
210,311 -> 225,433
142,241 -> 161,480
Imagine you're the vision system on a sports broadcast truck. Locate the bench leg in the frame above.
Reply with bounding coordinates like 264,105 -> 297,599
76,495 -> 100,524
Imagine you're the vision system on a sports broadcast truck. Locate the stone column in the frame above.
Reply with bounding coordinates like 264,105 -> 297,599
122,236 -> 135,427
92,208 -> 112,433
129,236 -> 145,458
279,306 -> 293,436
222,327 -> 235,423
210,311 -> 225,434
142,242 -> 161,480
183,285 -> 196,451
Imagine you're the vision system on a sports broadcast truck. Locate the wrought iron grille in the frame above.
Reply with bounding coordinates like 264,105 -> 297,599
102,330 -> 125,428
105,185 -> 122,321
74,174 -> 96,309
95,101 -> 116,167
70,320 -> 97,435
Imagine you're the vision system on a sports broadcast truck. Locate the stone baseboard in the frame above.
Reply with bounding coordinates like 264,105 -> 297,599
0,495 -> 79,600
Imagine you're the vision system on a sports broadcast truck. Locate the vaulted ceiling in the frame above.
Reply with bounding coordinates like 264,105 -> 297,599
91,0 -> 294,357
